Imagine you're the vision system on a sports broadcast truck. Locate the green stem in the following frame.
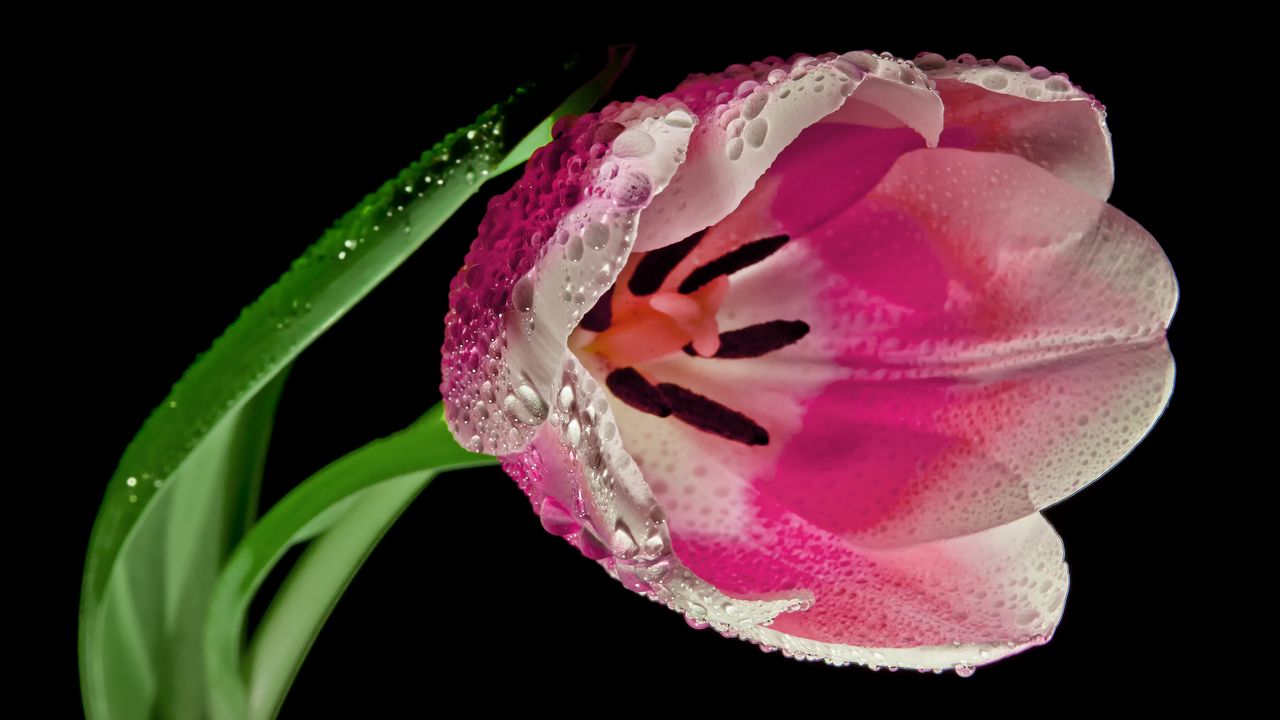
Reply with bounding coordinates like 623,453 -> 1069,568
204,405 -> 498,720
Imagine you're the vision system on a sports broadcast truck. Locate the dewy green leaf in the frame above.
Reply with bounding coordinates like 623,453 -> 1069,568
90,373 -> 289,720
204,406 -> 496,720
80,46 -> 632,720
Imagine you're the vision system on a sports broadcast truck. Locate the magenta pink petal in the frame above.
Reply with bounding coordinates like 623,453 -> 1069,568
636,52 -> 940,253
615,144 -> 1173,666
441,49 -> 1176,673
918,52 -> 1114,199
675,506 -> 1068,666
763,146 -> 1175,546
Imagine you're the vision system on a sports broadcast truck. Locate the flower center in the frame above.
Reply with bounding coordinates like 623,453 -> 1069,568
584,275 -> 729,367
569,225 -> 810,447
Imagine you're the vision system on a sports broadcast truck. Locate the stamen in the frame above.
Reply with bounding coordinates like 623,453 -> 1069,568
606,368 -> 672,417
578,286 -> 613,332
628,230 -> 706,296
587,277 -> 728,368
678,234 -> 790,294
656,382 -> 769,446
683,320 -> 810,359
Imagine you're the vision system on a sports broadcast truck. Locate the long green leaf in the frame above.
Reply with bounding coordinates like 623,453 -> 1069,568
204,406 -> 497,720
81,47 -> 632,720
95,372 -> 288,720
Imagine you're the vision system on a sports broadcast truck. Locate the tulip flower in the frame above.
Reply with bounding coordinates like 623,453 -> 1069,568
440,49 -> 1176,673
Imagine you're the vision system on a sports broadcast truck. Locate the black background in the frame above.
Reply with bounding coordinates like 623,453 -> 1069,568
43,17 -> 1233,716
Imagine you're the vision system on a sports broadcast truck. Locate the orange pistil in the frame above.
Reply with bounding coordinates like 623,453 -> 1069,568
584,276 -> 729,367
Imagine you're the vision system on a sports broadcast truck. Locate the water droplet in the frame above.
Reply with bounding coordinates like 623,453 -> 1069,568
955,664 -> 975,678
616,565 -> 652,593
611,520 -> 638,558
725,137 -> 744,161
641,530 -> 666,558
512,276 -> 535,312
997,55 -> 1028,72
914,52 -> 947,71
686,602 -> 708,624
566,235 -> 584,262
745,118 -> 768,148
742,92 -> 768,120
843,51 -> 878,72
577,527 -> 611,559
584,223 -> 610,250
612,129 -> 656,158
612,171 -> 652,207
557,385 -> 575,411
664,109 -> 694,128
504,381 -> 548,426
539,497 -> 578,536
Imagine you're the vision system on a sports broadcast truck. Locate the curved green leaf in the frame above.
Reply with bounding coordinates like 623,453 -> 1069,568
80,47 -> 632,720
204,406 -> 497,720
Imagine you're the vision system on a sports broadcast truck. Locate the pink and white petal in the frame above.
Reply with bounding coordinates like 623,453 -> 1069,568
767,342 -> 1173,548
758,147 -> 1175,546
507,352 -> 815,631
602,391 -> 1069,670
600,111 -> 929,353
717,511 -> 1070,670
820,147 -> 1178,371
442,99 -> 694,455
623,140 -> 1173,547
635,52 -> 942,253
834,51 -> 945,142
563,136 -> 1172,666
918,52 -> 1114,199
504,354 -> 670,568
591,353 -> 1067,670
450,50 -> 1172,671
